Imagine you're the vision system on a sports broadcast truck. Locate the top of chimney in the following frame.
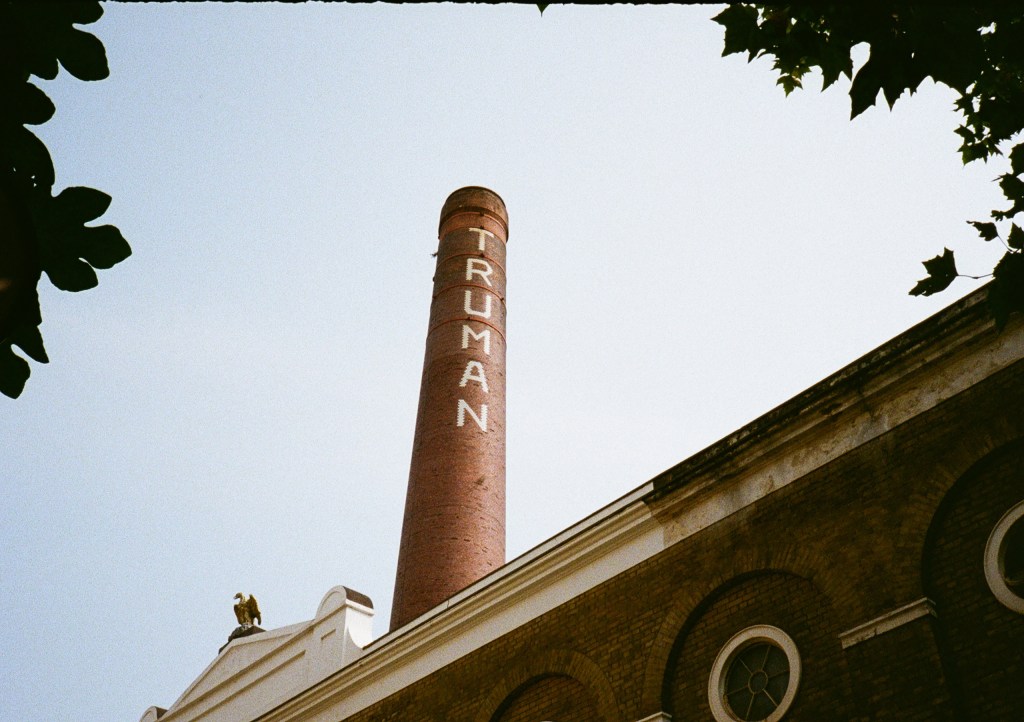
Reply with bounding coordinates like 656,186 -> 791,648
438,186 -> 509,238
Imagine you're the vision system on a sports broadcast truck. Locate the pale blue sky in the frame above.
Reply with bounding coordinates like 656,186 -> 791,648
0,4 -> 1005,720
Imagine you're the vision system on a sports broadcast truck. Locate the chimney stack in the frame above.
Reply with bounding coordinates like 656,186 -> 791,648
390,187 -> 508,631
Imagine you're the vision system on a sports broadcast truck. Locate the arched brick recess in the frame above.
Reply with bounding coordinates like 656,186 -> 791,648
795,394 -> 1024,628
887,422 -> 1024,602
658,571 -> 854,720
639,546 -> 828,716
923,438 -> 1024,721
474,648 -> 619,722
488,674 -> 601,722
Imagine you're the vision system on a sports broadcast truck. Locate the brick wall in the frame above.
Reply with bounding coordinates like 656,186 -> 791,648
925,439 -> 1024,722
493,675 -> 601,722
666,572 -> 856,720
842,616 -> 955,721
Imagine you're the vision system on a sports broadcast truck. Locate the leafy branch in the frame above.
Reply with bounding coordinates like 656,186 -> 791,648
0,1 -> 131,398
715,3 -> 1024,328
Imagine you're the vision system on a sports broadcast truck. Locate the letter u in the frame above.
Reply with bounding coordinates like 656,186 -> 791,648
464,289 -> 492,318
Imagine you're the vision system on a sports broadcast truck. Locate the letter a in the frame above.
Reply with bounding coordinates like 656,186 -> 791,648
459,360 -> 489,392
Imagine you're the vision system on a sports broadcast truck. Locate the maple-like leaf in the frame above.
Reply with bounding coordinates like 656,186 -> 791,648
909,248 -> 958,296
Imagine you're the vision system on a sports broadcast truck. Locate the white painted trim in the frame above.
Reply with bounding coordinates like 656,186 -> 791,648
708,625 -> 800,722
984,501 -> 1024,614
838,598 -> 937,649
635,713 -> 672,722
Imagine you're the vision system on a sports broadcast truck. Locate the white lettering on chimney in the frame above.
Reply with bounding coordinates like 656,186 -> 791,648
457,400 -> 488,432
461,324 -> 491,356
466,258 -> 493,286
464,289 -> 492,318
459,361 -> 489,393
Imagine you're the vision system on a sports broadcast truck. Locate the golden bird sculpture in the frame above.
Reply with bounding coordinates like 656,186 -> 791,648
233,593 -> 261,627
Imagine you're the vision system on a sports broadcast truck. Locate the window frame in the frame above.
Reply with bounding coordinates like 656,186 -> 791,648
984,500 -> 1024,614
707,624 -> 801,722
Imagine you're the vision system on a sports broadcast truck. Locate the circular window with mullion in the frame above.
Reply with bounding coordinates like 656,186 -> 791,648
709,625 -> 801,722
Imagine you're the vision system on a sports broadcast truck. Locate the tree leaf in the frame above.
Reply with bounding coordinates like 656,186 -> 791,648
9,126 -> 55,188
61,0 -> 104,25
56,27 -> 109,81
44,257 -> 99,292
989,251 -> 1024,330
849,50 -> 885,119
7,323 -> 48,364
1011,144 -> 1024,177
55,186 -> 112,224
78,224 -> 131,269
1009,224 -> 1024,251
714,4 -> 759,57
999,173 -> 1024,202
18,82 -> 56,125
875,42 -> 916,109
913,14 -> 984,93
820,55 -> 851,91
968,220 -> 999,241
909,248 -> 958,296
777,74 -> 802,95
0,343 -> 30,399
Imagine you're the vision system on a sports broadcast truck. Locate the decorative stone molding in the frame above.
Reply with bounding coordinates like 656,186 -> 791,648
708,625 -> 800,722
984,501 -> 1024,614
838,598 -> 936,649
138,707 -> 166,722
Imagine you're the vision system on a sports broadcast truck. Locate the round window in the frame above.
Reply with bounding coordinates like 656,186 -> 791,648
984,500 -> 1024,614
708,625 -> 800,722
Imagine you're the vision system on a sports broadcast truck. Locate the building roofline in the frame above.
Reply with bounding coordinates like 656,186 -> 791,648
648,285 -> 998,501
255,284 -> 1019,722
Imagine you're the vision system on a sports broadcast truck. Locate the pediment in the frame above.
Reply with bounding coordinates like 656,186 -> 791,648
167,622 -> 307,713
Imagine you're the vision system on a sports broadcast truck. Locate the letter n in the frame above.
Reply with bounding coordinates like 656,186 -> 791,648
457,400 -> 488,432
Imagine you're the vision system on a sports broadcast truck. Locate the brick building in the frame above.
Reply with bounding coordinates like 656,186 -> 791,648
142,201 -> 1023,721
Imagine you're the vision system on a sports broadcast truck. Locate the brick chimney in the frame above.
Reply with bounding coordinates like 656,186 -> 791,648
390,187 -> 508,631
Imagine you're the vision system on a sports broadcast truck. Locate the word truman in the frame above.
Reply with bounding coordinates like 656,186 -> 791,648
456,227 -> 496,432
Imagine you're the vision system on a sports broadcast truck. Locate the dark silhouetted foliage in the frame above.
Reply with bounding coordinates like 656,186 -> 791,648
0,1 -> 130,398
715,4 -> 1024,328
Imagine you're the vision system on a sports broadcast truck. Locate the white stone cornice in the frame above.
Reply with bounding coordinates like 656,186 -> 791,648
839,598 -> 937,649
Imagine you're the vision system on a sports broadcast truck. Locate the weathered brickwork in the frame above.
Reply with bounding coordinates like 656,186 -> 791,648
667,572 -> 856,720
842,617 -> 955,721
343,358 -> 1024,722
925,439 -> 1024,722
493,675 -> 601,722
392,188 -> 510,630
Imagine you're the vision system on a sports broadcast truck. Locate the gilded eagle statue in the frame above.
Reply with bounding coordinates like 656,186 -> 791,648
233,593 -> 261,627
